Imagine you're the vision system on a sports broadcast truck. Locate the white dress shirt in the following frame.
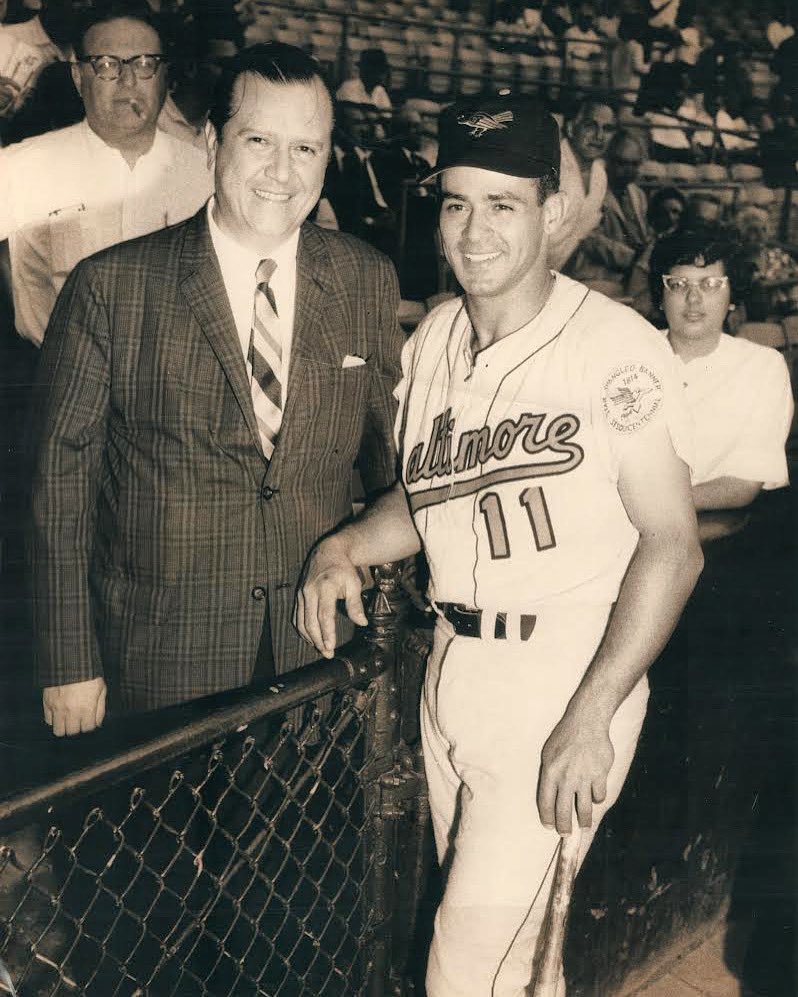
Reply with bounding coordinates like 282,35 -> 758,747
0,119 -> 213,344
207,198 -> 299,406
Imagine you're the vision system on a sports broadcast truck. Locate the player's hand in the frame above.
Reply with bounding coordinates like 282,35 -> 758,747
42,677 -> 107,737
537,706 -> 614,835
295,536 -> 367,659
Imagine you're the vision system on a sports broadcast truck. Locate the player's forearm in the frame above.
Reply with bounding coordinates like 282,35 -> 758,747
569,529 -> 703,723
692,476 -> 762,511
330,482 -> 421,567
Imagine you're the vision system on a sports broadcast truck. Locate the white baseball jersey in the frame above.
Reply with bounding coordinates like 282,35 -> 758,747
394,273 -> 693,613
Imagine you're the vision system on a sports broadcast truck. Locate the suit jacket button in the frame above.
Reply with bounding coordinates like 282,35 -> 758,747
261,485 -> 275,500
251,586 -> 267,601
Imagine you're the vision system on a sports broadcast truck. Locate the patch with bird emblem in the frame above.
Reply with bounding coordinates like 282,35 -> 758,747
602,363 -> 663,433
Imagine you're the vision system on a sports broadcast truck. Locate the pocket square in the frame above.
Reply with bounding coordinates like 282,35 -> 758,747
342,354 -> 367,368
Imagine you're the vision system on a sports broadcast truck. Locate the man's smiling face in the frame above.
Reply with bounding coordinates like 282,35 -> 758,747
211,72 -> 332,254
439,166 -> 550,303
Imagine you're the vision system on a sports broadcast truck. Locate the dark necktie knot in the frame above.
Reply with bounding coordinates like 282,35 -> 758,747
256,258 -> 277,288
256,258 -> 278,316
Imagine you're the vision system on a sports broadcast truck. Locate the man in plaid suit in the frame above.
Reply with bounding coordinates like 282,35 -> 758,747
28,43 -> 404,736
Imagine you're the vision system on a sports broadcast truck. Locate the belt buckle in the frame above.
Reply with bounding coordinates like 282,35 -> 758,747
448,603 -> 482,639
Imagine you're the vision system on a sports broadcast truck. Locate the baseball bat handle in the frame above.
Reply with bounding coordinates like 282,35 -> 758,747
531,829 -> 582,997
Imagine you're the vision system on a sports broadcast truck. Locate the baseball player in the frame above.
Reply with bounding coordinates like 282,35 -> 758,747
296,92 -> 704,996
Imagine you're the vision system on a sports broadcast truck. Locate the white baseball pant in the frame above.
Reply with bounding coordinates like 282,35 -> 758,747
422,607 -> 649,996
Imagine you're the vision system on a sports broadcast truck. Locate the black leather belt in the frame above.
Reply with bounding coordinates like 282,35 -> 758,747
438,602 -> 537,641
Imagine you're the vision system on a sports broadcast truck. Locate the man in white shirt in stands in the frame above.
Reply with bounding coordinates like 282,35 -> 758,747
548,96 -> 616,271
0,0 -> 212,347
336,47 -> 392,140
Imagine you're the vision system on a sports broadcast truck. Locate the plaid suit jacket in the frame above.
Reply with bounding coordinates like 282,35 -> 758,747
28,208 -> 403,711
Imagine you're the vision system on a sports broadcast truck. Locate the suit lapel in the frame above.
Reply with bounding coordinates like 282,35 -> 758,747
278,224 -> 339,438
178,209 -> 266,462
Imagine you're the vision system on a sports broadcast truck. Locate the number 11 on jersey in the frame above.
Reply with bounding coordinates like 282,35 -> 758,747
478,486 -> 556,560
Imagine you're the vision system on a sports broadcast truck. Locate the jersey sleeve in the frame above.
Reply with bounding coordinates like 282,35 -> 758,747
592,312 -> 695,479
714,350 -> 793,490
393,328 -> 419,459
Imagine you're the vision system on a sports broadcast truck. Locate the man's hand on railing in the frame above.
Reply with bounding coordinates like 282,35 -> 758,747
42,677 -> 107,737
295,536 -> 368,660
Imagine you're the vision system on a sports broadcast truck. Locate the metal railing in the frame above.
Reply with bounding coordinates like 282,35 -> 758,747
240,0 -> 777,106
0,564 -> 432,997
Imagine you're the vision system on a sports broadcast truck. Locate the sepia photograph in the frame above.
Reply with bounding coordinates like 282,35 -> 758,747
0,0 -> 794,994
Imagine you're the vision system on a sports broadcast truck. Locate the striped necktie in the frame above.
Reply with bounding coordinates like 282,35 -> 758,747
248,258 -> 282,461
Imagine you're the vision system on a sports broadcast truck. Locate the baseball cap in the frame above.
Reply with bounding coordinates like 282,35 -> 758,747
419,89 -> 560,183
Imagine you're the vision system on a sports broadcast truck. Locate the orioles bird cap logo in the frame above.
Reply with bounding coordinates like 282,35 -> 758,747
458,110 -> 514,137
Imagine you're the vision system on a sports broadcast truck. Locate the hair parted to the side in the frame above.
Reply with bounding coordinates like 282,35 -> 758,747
73,0 -> 164,59
208,43 -> 334,142
648,224 -> 751,312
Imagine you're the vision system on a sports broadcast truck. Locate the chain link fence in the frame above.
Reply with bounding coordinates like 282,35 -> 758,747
0,565 -> 432,997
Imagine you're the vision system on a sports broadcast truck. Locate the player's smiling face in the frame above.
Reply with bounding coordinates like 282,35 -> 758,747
662,260 -> 731,344
210,73 -> 332,254
439,166 -> 553,301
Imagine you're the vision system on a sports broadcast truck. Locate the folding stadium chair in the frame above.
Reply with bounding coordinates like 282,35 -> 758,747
730,163 -> 764,182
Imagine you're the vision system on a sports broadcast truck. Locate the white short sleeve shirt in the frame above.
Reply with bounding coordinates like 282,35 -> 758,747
675,333 -> 793,490
0,120 -> 213,344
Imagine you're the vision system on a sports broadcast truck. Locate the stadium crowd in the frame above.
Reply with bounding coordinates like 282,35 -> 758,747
0,1 -> 795,995
1,0 -> 798,324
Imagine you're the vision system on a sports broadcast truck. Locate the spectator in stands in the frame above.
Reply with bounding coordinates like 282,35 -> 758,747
565,129 -> 649,297
0,0 -> 213,347
646,73 -> 708,163
676,87 -> 715,159
734,204 -> 798,320
401,96 -> 440,167
563,2 -> 604,90
336,47 -> 392,139
627,184 -> 687,317
0,0 -> 75,126
649,225 -> 793,533
692,30 -> 749,112
327,96 -> 395,257
548,96 -> 615,270
685,191 -> 724,226
372,103 -> 439,300
713,93 -> 759,166
760,89 -> 798,187
610,12 -> 650,118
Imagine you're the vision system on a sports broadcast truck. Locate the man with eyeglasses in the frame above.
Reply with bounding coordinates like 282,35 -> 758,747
0,0 -> 212,348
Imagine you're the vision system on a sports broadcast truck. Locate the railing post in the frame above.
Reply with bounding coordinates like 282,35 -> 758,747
361,563 -> 410,996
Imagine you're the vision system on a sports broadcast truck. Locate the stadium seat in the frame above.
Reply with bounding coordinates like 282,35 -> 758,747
487,48 -> 515,85
425,43 -> 453,96
517,52 -> 541,94
730,163 -> 764,182
697,163 -> 729,182
639,159 -> 668,180
458,48 -> 485,95
736,322 -> 788,350
668,163 -> 699,182
737,184 -> 776,208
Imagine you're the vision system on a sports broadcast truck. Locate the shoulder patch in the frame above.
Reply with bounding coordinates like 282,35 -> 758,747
602,363 -> 663,433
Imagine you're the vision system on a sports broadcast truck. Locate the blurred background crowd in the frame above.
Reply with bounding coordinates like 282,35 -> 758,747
2,0 -> 798,326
